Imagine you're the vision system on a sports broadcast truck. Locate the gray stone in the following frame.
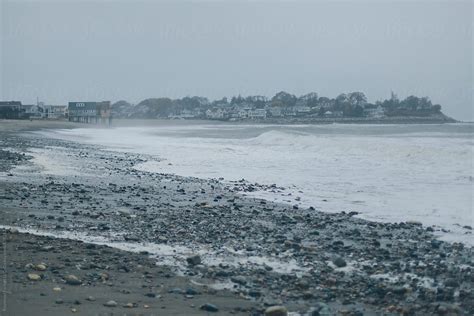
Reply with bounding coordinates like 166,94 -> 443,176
332,257 -> 347,268
310,303 -> 331,316
264,306 -> 288,316
186,255 -> 201,266
65,274 -> 82,285
27,273 -> 41,281
199,303 -> 219,312
104,300 -> 118,307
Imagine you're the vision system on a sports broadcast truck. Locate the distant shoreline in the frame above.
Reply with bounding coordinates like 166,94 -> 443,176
218,114 -> 458,125
0,113 -> 460,132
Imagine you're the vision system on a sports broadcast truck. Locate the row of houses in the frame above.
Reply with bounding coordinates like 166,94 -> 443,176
2,99 -> 385,122
0,101 -> 68,119
0,101 -> 112,124
198,104 -> 384,120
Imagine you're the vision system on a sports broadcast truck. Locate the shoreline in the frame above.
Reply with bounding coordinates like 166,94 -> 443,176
1,120 -> 473,315
1,113 -> 462,132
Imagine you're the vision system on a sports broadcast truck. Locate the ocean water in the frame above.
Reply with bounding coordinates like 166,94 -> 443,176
35,122 -> 473,245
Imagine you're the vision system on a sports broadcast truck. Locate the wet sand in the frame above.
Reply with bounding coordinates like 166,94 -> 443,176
1,229 -> 254,316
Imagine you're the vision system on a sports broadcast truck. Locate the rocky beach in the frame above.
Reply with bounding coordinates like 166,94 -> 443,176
0,120 -> 473,316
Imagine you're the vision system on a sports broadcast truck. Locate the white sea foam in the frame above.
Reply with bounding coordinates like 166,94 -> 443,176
33,123 -> 474,245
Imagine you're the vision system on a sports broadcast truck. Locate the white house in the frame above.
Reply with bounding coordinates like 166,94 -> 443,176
21,103 -> 67,119
249,108 -> 266,120
21,104 -> 43,118
206,108 -> 225,119
238,108 -> 252,119
43,105 -> 67,119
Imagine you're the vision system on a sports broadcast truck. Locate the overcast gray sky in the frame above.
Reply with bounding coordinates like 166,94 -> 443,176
1,0 -> 472,120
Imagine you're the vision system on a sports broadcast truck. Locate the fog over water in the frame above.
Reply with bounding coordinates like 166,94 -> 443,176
1,0 -> 472,120
36,122 -> 474,245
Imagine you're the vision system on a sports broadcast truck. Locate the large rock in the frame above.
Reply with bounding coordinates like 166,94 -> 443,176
264,306 -> 288,316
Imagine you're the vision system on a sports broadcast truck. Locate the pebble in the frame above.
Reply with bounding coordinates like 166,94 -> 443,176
145,292 -> 157,298
199,303 -> 219,312
186,255 -> 202,266
35,264 -> 47,271
65,274 -> 82,285
332,257 -> 347,268
309,303 -> 331,315
123,302 -> 136,308
27,273 -> 41,281
104,300 -> 118,307
264,305 -> 288,316
186,288 -> 199,295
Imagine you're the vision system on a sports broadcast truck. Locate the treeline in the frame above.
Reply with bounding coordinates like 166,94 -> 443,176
111,91 -> 443,119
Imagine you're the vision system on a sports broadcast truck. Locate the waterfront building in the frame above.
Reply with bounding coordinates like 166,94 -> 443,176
68,101 -> 112,124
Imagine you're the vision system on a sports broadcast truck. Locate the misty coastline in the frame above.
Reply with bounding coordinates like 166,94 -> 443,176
2,1 -> 473,315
